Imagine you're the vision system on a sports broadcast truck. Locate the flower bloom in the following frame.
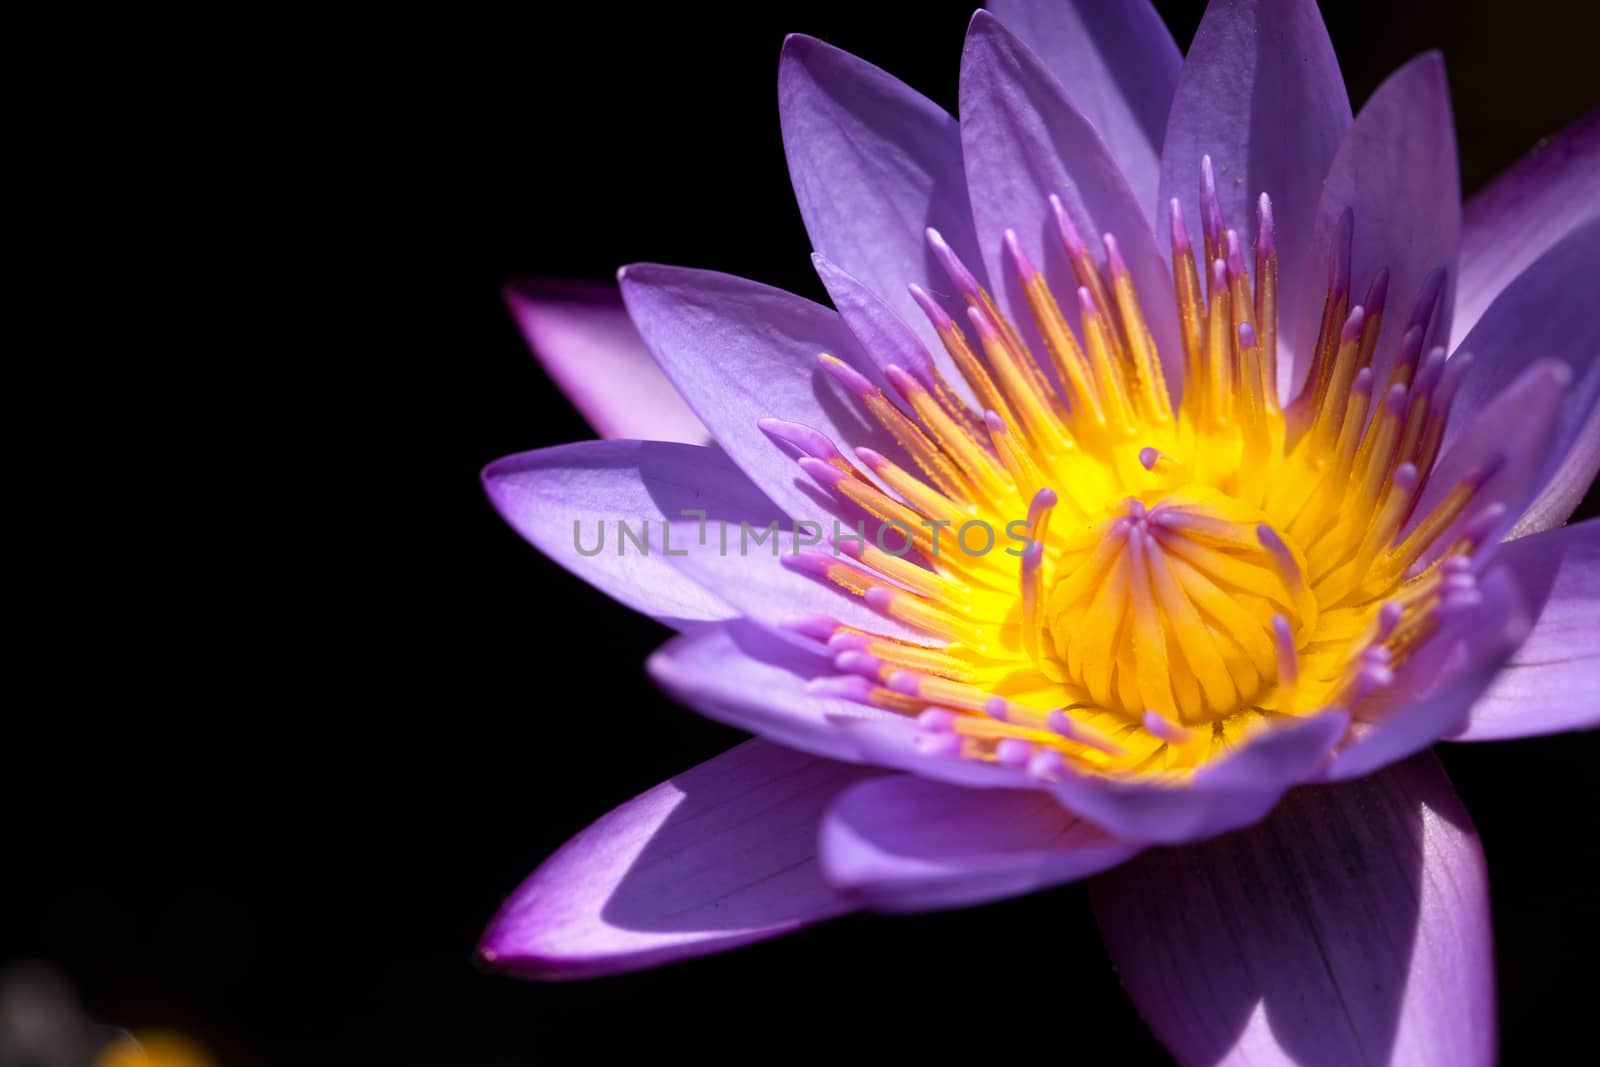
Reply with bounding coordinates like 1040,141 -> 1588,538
480,2 -> 1598,1061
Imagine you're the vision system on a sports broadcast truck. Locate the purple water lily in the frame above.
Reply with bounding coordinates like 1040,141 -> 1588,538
478,2 -> 1598,1062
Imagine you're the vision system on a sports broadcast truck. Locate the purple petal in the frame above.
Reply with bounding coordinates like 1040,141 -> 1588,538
1455,519 -> 1600,740
479,739 -> 878,980
504,278 -> 707,445
1455,108 -> 1600,340
1158,0 -> 1350,378
1048,711 -> 1349,844
1325,566 -> 1530,780
1296,53 -> 1459,393
819,773 -> 1140,912
1413,358 -> 1576,555
986,0 -> 1181,220
779,35 -> 985,366
647,619 -> 900,763
618,263 -> 905,522
481,439 -> 783,627
1092,753 -> 1495,1067
961,12 -> 1180,393
1444,218 -> 1600,537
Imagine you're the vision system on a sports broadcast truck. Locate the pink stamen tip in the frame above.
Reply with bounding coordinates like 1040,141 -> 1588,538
1028,487 -> 1058,520
1139,446 -> 1161,471
918,708 -> 958,732
1442,554 -> 1473,575
806,675 -> 874,701
1407,267 -> 1447,334
1340,305 -> 1367,345
1464,452 -> 1507,491
996,738 -> 1034,767
1413,346 -> 1447,396
1028,748 -> 1065,779
1352,366 -> 1376,398
817,353 -> 876,399
835,650 -> 885,678
1256,193 -> 1275,257
827,630 -> 869,651
1127,497 -> 1148,520
1440,587 -> 1484,613
797,455 -> 847,488
1049,194 -> 1086,258
1169,198 -> 1192,253
863,585 -> 897,612
1225,229 -> 1247,280
926,226 -> 981,297
1364,269 -> 1391,319
854,447 -> 889,473
1392,462 -> 1420,495
1199,155 -> 1222,246
885,670 -> 921,696
965,304 -> 1001,341
916,731 -> 963,758
1102,233 -> 1129,277
782,551 -> 837,580
1354,664 -> 1395,701
1383,383 -> 1409,417
758,417 -> 845,463
1003,227 -> 1036,279
828,534 -> 864,560
1021,540 -> 1045,568
1210,258 -> 1228,291
1238,321 -> 1258,349
1460,504 -> 1507,549
779,615 -> 841,642
907,282 -> 955,331
1361,644 -> 1392,667
1143,710 -> 1194,744
984,696 -> 1010,722
1075,285 -> 1098,318
883,363 -> 921,397
1046,708 -> 1075,736
1273,614 -> 1298,685
984,409 -> 1008,434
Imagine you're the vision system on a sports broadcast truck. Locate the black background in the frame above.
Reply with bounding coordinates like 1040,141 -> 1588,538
8,2 -> 1598,1064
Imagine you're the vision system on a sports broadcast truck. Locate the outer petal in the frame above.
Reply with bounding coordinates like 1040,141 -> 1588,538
479,739 -> 879,980
618,263 -> 905,523
819,774 -> 1141,912
1324,566 -> 1529,780
1454,519 -> 1600,740
779,35 -> 986,371
1092,753 -> 1495,1067
482,440 -> 783,627
1454,108 -> 1600,340
986,0 -> 1181,220
647,619 -> 901,763
1296,53 -> 1459,392
1047,711 -> 1350,844
961,11 -> 1180,394
1443,218 -> 1600,536
1158,0 -> 1350,377
504,278 -> 708,444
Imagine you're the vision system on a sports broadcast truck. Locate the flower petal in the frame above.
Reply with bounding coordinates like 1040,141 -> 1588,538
1091,752 -> 1495,1067
1324,566 -> 1530,781
504,278 -> 708,444
479,739 -> 878,980
1455,108 -> 1600,340
618,263 -> 904,522
1444,218 -> 1600,537
986,0 -> 1181,221
961,11 -> 1180,394
1454,518 -> 1600,740
779,35 -> 986,368
819,773 -> 1140,912
1296,53 -> 1459,392
647,619 -> 900,763
1048,711 -> 1350,845
481,439 -> 782,627
1158,0 -> 1350,377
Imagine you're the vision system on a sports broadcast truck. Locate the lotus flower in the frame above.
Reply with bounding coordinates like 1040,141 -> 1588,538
478,2 -> 1598,1061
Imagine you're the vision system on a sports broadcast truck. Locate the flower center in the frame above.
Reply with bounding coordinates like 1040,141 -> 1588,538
769,156 -> 1520,780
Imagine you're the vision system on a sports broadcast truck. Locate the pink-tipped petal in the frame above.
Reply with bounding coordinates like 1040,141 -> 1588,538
504,277 -> 708,444
479,740 -> 877,980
